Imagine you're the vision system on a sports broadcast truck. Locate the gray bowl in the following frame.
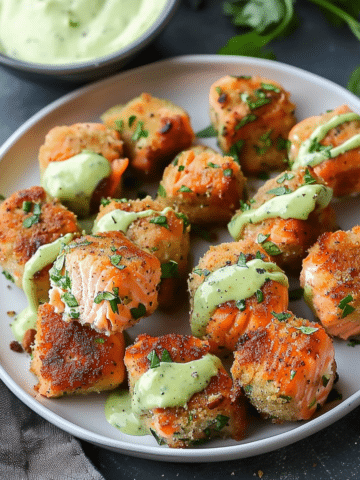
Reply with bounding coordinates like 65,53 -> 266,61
0,0 -> 179,83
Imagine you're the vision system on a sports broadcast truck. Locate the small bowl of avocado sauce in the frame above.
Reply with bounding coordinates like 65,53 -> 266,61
0,0 -> 179,82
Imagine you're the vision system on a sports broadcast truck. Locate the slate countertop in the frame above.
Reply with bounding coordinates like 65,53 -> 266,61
1,1 -> 360,479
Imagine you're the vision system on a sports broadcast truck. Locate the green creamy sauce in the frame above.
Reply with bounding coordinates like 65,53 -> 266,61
0,0 -> 168,64
190,259 -> 289,337
228,184 -> 333,240
292,112 -> 360,169
11,234 -> 74,343
93,207 -> 173,234
42,151 -> 111,217
105,354 -> 221,436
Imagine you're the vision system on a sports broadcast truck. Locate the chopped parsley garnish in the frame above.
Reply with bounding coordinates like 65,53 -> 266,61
215,86 -> 222,95
214,414 -> 229,431
94,287 -> 121,314
22,201 -> 32,212
150,428 -> 165,445
148,350 -> 161,368
241,91 -> 271,110
61,292 -> 78,308
160,349 -> 173,363
196,124 -> 218,138
193,268 -> 211,277
255,289 -> 263,303
2,270 -> 14,283
130,303 -> 146,320
276,172 -> 294,184
236,299 -> 246,311
23,203 -> 41,228
267,186 -> 292,196
279,395 -> 292,403
178,165 -> 185,171
322,374 -> 330,387
100,198 -> 111,207
208,162 -> 220,169
271,311 -> 291,322
149,215 -> 169,229
295,326 -> 319,335
257,233 -> 270,244
131,121 -> 149,141
277,136 -> 291,151
261,83 -> 280,92
161,260 -> 179,279
338,295 -> 356,318
128,115 -> 136,127
94,338 -> 105,344
237,252 -> 247,267
235,114 -> 257,130
240,199 -> 251,211
223,168 -> 233,177
261,241 -> 282,256
157,184 -> 167,198
290,370 -> 297,380
110,254 -> 125,270
114,119 -> 124,132
243,385 -> 253,395
178,185 -> 193,193
308,137 -> 332,157
303,168 -> 317,185
175,211 -> 190,232
229,139 -> 245,163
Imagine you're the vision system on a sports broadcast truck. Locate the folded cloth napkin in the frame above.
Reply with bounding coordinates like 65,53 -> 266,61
0,380 -> 104,480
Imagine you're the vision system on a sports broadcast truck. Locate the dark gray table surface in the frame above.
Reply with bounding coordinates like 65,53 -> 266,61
1,1 -> 360,478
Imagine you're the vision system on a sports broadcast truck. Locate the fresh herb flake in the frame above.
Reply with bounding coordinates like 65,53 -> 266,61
261,241 -> 282,256
130,303 -> 146,320
295,326 -> 319,335
149,215 -> 169,229
196,124 -> 218,138
161,260 -> 179,279
272,311 -> 291,322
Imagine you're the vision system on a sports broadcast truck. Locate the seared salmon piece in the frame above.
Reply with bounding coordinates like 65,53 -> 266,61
301,226 -> 360,339
228,168 -> 337,272
39,122 -> 128,212
31,303 -> 126,397
289,105 -> 360,196
157,146 -> 246,224
231,313 -> 337,421
209,75 -> 296,175
49,232 -> 161,334
101,93 -> 195,175
124,334 -> 247,448
0,186 -> 80,300
188,239 -> 289,354
94,196 -> 190,309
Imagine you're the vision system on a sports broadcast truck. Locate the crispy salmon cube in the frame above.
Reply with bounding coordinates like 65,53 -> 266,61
209,75 -> 296,175
49,232 -> 161,334
157,146 -> 246,224
301,226 -> 360,339
31,304 -> 126,397
124,334 -> 247,448
0,186 -> 80,300
101,93 -> 195,175
231,313 -> 336,422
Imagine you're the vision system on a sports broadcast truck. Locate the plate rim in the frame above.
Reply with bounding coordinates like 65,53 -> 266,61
1,54 -> 360,462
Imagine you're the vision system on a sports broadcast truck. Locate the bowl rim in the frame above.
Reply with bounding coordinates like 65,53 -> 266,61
0,0 -> 180,76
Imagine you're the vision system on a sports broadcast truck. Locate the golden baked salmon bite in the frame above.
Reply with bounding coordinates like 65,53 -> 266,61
188,239 -> 289,354
93,195 -> 190,309
156,145 -> 246,224
48,232 -> 161,334
231,312 -> 337,422
227,167 -> 337,272
101,93 -> 195,176
301,226 -> 360,340
289,105 -> 360,197
31,303 -> 126,398
109,334 -> 247,448
0,186 -> 81,301
208,75 -> 296,175
39,122 -> 128,217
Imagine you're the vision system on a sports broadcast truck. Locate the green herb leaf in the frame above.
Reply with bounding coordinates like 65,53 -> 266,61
61,292 -> 78,308
128,115 -> 136,127
100,198 -> 111,207
149,215 -> 169,229
295,326 -> 319,335
214,414 -> 229,431
279,394 -> 292,403
237,252 -> 247,267
229,139 -> 245,163
178,185 -> 193,193
175,211 -> 190,232
94,288 -> 121,314
157,184 -> 167,198
161,260 -> 179,279
23,203 -> 41,228
338,294 -> 356,318
271,311 -> 291,322
22,201 -> 32,212
94,337 -> 105,344
322,374 -> 330,387
261,82 -> 280,92
223,168 -> 233,177
2,270 -> 14,283
110,254 -> 126,270
196,124 -> 218,138
261,241 -> 282,256
150,428 -> 165,445
235,114 -> 257,130
130,303 -> 146,320
257,233 -> 270,244
148,350 -> 161,368
348,65 -> 360,96
276,172 -> 294,184
290,370 -> 297,380
161,349 -> 173,363
267,186 -> 292,196
304,168 -> 317,185
208,162 -> 220,168
114,119 -> 124,132
236,299 -> 246,311
131,121 -> 149,141
255,289 -> 264,303
277,136 -> 291,151
178,165 -> 185,171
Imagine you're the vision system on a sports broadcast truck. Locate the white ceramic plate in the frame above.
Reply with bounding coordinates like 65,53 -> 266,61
1,55 -> 360,463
